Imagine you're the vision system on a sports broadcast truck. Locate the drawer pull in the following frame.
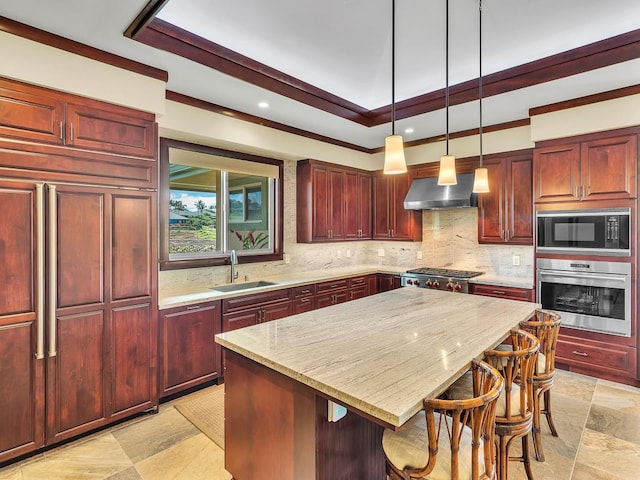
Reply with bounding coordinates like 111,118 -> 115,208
300,298 -> 310,303
491,290 -> 506,295
572,350 -> 589,357
186,305 -> 201,310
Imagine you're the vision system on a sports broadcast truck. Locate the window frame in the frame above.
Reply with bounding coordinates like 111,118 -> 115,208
159,138 -> 284,271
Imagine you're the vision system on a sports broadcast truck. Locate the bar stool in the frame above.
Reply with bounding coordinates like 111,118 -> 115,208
382,359 -> 504,480
519,309 -> 562,461
447,329 -> 539,480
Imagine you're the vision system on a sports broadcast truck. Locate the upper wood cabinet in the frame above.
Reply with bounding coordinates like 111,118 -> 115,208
478,152 -> 533,245
373,172 -> 422,241
0,77 -> 156,159
533,134 -> 637,203
297,160 -> 372,243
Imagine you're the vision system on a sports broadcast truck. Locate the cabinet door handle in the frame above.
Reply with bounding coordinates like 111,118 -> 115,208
35,184 -> 45,360
59,121 -> 64,141
70,123 -> 74,142
572,350 -> 589,357
48,185 -> 58,358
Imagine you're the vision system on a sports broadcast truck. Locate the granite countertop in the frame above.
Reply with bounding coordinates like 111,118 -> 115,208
158,265 -> 407,309
216,288 -> 539,427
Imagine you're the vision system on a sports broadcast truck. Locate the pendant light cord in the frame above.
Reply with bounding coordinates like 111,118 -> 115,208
479,0 -> 483,167
391,0 -> 396,136
445,0 -> 450,155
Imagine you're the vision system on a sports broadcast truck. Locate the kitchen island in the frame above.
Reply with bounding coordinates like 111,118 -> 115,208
216,287 -> 539,480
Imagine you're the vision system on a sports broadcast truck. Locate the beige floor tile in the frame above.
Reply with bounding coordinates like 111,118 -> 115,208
572,462 -> 628,480
552,370 -> 597,401
0,464 -> 22,480
104,467 -> 142,480
501,448 -> 574,480
575,428 -> 640,479
134,433 -> 231,480
111,408 -> 200,464
20,434 -> 132,480
592,381 -> 640,416
586,403 -> 640,445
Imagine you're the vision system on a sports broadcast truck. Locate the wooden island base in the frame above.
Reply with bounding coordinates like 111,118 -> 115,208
224,350 -> 385,480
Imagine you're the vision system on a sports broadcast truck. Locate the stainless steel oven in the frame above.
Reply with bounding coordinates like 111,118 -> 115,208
537,258 -> 631,337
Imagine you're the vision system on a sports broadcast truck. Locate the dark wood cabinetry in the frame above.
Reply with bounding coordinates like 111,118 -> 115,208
159,302 -> 222,398
0,78 -> 156,158
478,152 -> 533,245
0,77 -> 158,462
222,289 -> 293,332
556,333 -> 637,382
469,283 -> 535,302
377,273 -> 402,292
533,133 -> 637,203
315,279 -> 350,309
296,160 -> 372,242
292,284 -> 316,314
373,172 -> 421,241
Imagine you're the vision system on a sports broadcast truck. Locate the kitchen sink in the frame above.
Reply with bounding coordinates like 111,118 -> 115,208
211,281 -> 278,292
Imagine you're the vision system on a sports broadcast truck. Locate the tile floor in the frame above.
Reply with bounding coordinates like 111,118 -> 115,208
0,370 -> 639,479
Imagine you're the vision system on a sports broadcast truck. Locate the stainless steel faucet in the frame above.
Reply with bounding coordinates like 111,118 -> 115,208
229,250 -> 238,283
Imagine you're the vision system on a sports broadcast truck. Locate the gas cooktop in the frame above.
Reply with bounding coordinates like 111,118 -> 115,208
405,267 -> 484,279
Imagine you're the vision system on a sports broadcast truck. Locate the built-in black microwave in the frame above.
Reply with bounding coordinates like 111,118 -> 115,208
536,208 -> 631,256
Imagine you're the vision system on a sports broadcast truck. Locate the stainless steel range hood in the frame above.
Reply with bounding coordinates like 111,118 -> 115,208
404,173 -> 478,210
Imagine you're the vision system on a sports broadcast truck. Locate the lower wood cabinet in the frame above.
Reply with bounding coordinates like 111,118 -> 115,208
555,332 -> 637,383
377,273 -> 402,293
468,283 -> 535,302
222,289 -> 293,332
292,284 -> 316,314
159,302 -> 222,398
315,279 -> 350,309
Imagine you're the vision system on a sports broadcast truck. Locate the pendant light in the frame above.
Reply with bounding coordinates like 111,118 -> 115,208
438,0 -> 457,185
383,0 -> 407,175
473,0 -> 490,193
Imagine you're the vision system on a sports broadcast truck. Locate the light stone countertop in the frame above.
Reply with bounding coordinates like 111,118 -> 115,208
216,287 -> 539,427
470,273 -> 535,289
158,265 -> 407,309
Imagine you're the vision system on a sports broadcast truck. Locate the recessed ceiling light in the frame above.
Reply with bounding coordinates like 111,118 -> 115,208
404,127 -> 414,134
258,101 -> 269,109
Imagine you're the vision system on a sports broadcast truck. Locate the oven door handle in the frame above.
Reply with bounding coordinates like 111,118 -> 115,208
538,271 -> 628,283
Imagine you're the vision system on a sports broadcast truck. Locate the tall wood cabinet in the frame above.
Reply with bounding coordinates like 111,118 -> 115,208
372,172 -> 421,241
297,160 -> 372,242
533,133 -> 637,203
0,77 -> 158,462
478,151 -> 533,244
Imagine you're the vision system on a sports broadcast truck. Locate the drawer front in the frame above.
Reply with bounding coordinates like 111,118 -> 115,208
469,283 -> 534,302
223,309 -> 261,331
316,279 -> 348,294
293,296 -> 315,314
292,284 -> 316,298
556,337 -> 635,374
223,288 -> 291,313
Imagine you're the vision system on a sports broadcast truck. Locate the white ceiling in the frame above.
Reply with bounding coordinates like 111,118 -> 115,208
1,0 -> 639,149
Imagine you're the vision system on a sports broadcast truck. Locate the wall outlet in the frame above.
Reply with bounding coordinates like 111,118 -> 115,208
416,251 -> 423,260
283,253 -> 290,264
346,249 -> 352,258
512,255 -> 520,266
378,249 -> 385,257
336,250 -> 342,259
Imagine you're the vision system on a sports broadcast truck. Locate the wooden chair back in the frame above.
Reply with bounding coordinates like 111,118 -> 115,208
520,310 -> 562,380
483,329 -> 539,422
421,359 -> 503,480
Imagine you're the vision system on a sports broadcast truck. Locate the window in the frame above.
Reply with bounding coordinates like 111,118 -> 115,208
160,138 -> 283,270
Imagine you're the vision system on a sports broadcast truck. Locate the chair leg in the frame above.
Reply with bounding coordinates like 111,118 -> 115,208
496,434 -> 509,480
522,434 -> 535,480
532,388 -> 545,462
542,389 -> 558,437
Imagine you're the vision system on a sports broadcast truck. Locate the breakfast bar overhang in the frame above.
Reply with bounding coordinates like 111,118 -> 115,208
216,288 -> 540,480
